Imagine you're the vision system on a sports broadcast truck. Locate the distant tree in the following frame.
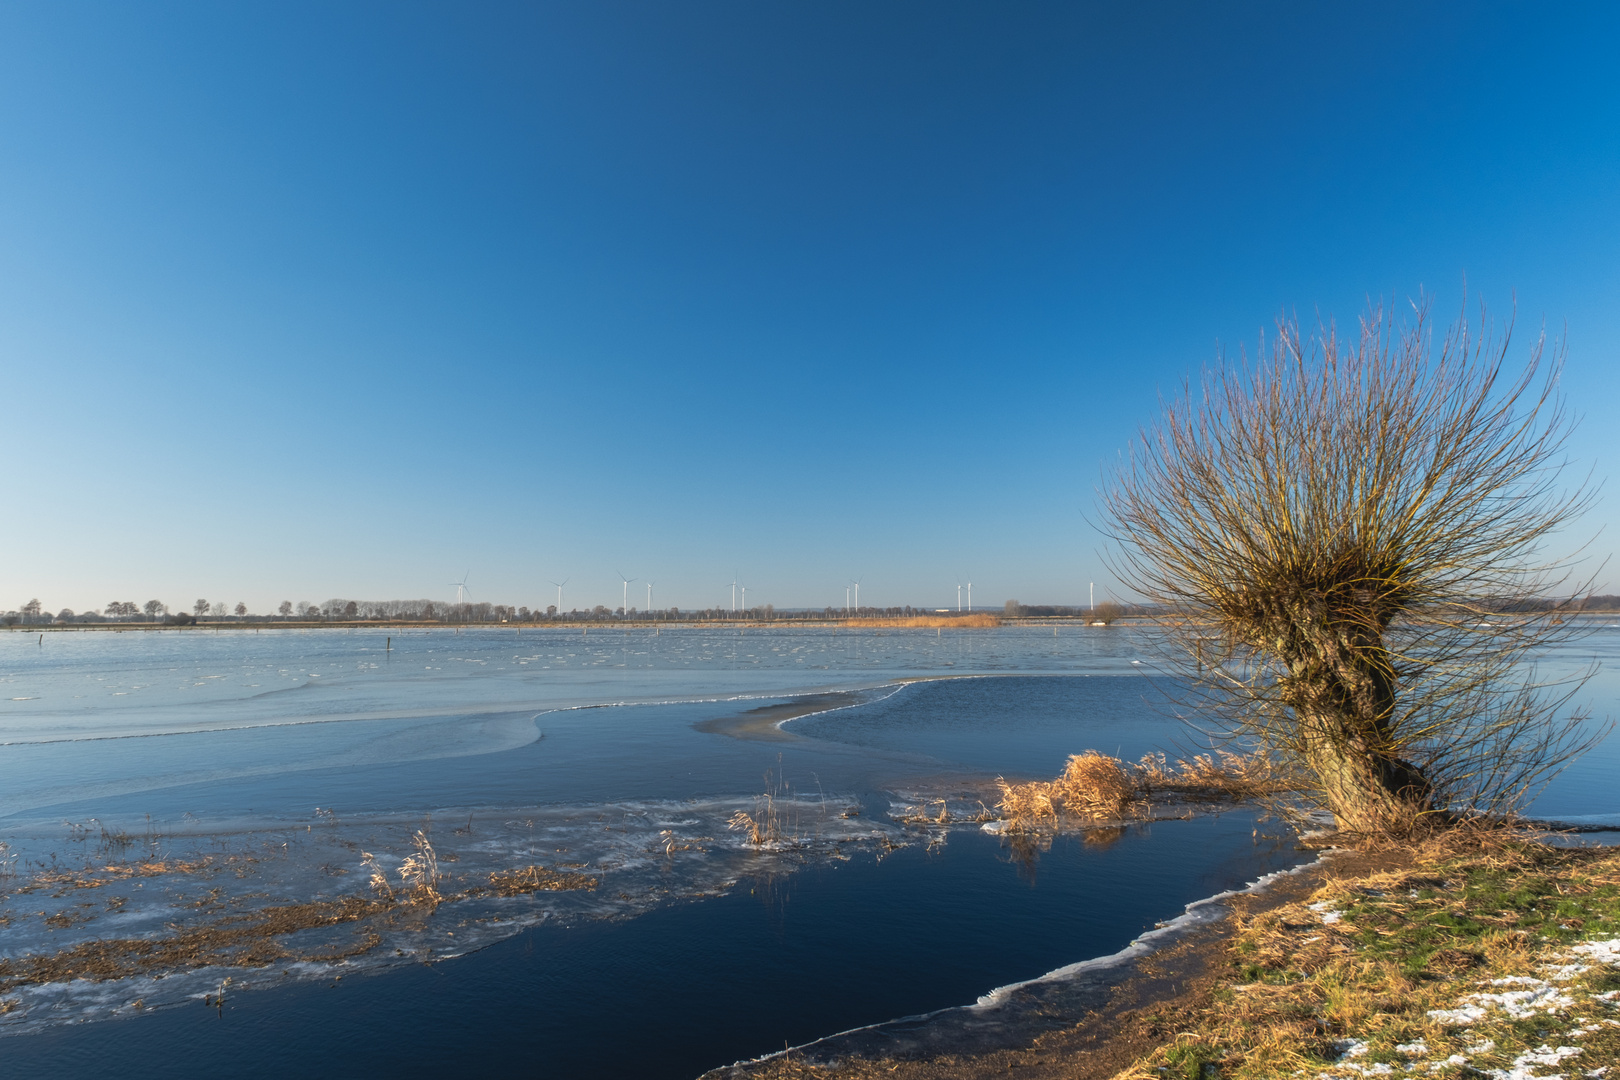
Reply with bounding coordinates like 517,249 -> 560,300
1003,599 -> 1023,617
546,605 -> 557,617
278,601 -> 293,617
421,602 -> 435,620
343,601 -> 358,619
143,600 -> 165,619
57,608 -> 74,620
1091,601 -> 1124,625
105,601 -> 121,617
21,598 -> 41,616
193,599 -> 209,617
210,601 -> 227,617
235,602 -> 247,617
517,607 -> 531,621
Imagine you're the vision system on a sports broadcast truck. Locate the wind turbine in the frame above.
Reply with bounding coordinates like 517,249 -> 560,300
728,576 -> 738,613
966,582 -> 973,612
646,581 -> 655,612
617,571 -> 637,617
844,584 -> 850,615
956,582 -> 962,612
739,581 -> 747,612
549,578 -> 569,612
449,572 -> 471,606
853,579 -> 861,611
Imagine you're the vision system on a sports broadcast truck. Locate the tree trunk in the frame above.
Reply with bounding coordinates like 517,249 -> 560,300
1283,613 -> 1435,833
1298,716 -> 1433,833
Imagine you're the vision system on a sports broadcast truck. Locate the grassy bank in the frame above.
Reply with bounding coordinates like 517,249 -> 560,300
1123,835 -> 1620,1079
717,835 -> 1620,1080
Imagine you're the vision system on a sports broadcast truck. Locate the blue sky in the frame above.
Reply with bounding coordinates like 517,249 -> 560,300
2,2 -> 1617,614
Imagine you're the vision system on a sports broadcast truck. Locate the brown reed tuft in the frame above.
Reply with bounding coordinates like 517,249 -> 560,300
995,748 -> 1291,831
841,614 -> 1000,629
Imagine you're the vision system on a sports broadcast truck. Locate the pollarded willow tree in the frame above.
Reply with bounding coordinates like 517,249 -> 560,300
1102,299 -> 1603,836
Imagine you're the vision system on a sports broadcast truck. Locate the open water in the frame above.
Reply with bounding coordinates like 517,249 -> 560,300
0,623 -> 1615,1077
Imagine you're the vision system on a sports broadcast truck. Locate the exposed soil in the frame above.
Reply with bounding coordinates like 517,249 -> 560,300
693,692 -> 866,741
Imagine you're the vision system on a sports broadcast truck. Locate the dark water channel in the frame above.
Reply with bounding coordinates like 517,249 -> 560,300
6,816 -> 1297,1079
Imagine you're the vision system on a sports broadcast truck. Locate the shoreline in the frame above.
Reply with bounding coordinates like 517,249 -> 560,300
691,690 -> 877,741
700,833 -> 1620,1080
699,840 -> 1348,1079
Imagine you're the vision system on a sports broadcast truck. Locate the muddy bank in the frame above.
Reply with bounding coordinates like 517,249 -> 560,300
692,691 -> 873,741
699,843 -> 1382,1080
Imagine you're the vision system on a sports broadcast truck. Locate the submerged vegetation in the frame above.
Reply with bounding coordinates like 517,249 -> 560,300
0,828 -> 597,1006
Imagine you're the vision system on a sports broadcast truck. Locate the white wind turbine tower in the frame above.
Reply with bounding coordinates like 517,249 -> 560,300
844,584 -> 850,615
956,582 -> 962,612
646,581 -> 655,612
852,579 -> 861,612
448,572 -> 471,606
739,581 -> 747,612
617,571 -> 636,617
728,576 -> 738,613
549,578 -> 569,611
966,582 -> 972,612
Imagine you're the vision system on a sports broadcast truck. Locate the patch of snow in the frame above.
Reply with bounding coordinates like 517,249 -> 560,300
1428,983 -> 1576,1025
1483,1044 -> 1582,1080
1395,1040 -> 1428,1055
1310,900 -> 1344,925
1429,1055 -> 1468,1072
1542,964 -> 1591,981
1571,939 -> 1620,964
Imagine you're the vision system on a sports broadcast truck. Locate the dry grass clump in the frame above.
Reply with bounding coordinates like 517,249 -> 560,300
1054,751 -> 1145,820
397,830 -> 441,904
485,865 -> 598,896
995,749 -> 1293,831
728,795 -> 784,846
1134,749 -> 1297,801
996,751 -> 1146,830
841,614 -> 1000,629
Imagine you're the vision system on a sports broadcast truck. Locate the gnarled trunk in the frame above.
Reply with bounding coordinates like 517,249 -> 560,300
1277,601 -> 1435,833
1298,713 -> 1433,833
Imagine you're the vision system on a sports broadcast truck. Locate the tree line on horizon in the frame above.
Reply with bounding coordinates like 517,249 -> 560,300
8,591 -> 1618,629
0,596 -> 1080,626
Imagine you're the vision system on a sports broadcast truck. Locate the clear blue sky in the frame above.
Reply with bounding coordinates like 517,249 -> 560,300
2,2 -> 1617,615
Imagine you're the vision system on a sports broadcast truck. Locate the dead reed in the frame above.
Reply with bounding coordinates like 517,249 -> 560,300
995,749 -> 1292,831
396,829 -> 441,904
727,795 -> 782,846
485,865 -> 598,896
840,614 -> 1000,629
